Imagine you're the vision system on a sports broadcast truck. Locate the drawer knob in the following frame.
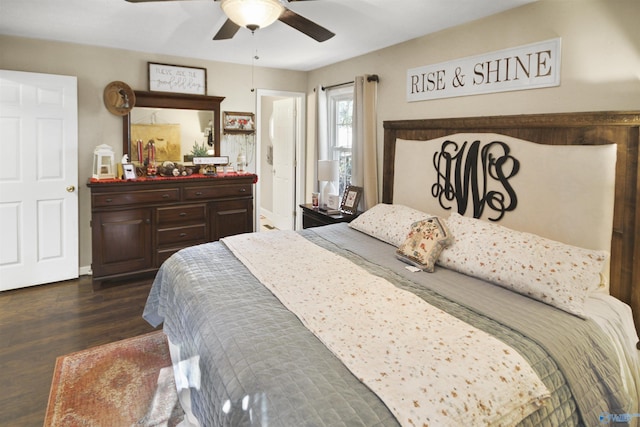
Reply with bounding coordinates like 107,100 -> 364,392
162,194 -> 170,199
179,233 -> 187,237
179,212 -> 187,217
239,188 -> 246,192
105,198 -> 113,203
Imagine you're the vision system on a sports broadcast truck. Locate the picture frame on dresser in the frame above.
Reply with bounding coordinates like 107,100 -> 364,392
122,163 -> 136,180
340,185 -> 363,214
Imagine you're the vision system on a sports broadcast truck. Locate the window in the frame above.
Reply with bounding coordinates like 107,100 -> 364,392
326,85 -> 353,195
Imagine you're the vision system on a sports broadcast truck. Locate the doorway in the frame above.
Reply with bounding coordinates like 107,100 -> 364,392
255,90 -> 305,231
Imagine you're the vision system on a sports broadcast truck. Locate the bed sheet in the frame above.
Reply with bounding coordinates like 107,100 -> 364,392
584,293 -> 640,416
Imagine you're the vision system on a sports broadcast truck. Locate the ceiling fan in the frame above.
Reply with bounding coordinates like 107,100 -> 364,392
125,0 -> 335,42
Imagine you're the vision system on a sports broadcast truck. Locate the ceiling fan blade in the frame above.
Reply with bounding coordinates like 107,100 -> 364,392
278,8 -> 335,42
125,0 -> 190,2
213,18 -> 241,40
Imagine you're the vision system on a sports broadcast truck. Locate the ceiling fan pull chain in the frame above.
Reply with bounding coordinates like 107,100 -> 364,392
251,48 -> 259,92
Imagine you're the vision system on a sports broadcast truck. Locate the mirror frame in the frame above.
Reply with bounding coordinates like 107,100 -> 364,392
123,90 -> 225,162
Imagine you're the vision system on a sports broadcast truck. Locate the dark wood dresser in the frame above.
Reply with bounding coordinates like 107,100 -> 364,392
88,174 -> 256,284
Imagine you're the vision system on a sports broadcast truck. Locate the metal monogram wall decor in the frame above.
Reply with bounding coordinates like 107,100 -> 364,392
407,38 -> 561,102
432,139 -> 520,221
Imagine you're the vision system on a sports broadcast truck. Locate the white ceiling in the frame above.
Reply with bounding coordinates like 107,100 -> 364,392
0,0 -> 537,71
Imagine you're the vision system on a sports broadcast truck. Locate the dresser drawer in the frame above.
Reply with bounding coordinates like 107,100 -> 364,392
157,204 -> 206,226
156,247 -> 182,266
184,184 -> 252,200
157,224 -> 207,246
93,188 -> 180,207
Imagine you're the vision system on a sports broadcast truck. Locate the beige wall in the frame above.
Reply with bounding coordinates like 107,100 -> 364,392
305,0 -> 640,199
0,36 -> 307,272
1,0 -> 638,274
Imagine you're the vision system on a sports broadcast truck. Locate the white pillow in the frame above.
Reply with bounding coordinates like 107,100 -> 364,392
438,213 -> 608,317
349,203 -> 432,247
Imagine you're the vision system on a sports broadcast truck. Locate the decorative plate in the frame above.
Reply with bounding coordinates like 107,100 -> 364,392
103,81 -> 136,116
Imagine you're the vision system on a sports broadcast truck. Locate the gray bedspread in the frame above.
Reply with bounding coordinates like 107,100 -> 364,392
144,224 -> 631,427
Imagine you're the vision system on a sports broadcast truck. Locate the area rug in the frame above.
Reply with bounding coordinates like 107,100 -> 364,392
44,331 -> 184,426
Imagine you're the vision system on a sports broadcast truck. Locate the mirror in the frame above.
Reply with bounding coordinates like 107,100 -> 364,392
129,107 -> 214,164
123,91 -> 224,165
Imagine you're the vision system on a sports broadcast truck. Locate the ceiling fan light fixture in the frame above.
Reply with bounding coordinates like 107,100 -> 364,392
220,0 -> 284,32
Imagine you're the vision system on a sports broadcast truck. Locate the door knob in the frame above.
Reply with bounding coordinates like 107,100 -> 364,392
66,185 -> 76,193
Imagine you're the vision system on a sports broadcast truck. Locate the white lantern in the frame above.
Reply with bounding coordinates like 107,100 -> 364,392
92,144 -> 116,179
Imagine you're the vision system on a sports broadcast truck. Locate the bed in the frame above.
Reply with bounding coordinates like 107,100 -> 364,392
144,111 -> 640,427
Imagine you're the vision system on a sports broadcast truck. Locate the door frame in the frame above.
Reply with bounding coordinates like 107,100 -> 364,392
255,89 -> 306,230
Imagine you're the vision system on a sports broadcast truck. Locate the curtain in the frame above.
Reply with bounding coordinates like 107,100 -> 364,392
352,75 -> 379,210
315,84 -> 328,192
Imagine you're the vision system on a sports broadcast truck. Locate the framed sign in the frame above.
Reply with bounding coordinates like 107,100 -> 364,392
407,38 -> 561,102
123,163 -> 137,180
340,185 -> 363,214
148,62 -> 207,95
223,111 -> 255,133
193,156 -> 229,165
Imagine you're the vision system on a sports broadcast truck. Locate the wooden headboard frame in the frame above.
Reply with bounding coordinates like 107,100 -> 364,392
383,111 -> 640,334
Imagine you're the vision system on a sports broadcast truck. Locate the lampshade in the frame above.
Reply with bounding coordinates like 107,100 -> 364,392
318,159 -> 339,182
318,159 -> 339,209
220,0 -> 284,31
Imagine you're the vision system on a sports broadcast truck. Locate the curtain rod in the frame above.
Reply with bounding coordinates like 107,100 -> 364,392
321,74 -> 379,91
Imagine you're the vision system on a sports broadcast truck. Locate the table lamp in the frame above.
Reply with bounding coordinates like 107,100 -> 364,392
318,159 -> 339,210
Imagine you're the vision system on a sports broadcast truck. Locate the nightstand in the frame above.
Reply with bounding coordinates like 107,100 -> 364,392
299,204 -> 361,229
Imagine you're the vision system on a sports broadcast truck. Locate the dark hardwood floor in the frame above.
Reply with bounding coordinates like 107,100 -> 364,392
0,275 -> 158,427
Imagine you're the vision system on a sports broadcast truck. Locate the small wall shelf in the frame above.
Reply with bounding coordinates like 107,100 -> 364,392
224,129 -> 255,135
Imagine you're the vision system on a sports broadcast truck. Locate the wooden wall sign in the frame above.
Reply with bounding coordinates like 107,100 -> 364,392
407,38 -> 561,102
148,62 -> 207,95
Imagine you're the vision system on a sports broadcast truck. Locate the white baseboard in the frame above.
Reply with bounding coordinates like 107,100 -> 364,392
79,265 -> 92,276
260,207 -> 275,224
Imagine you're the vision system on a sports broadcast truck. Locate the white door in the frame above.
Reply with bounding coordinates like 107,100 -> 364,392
0,70 -> 78,291
271,98 -> 296,230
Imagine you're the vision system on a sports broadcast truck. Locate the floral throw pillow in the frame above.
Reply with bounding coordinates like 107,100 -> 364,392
396,217 -> 452,272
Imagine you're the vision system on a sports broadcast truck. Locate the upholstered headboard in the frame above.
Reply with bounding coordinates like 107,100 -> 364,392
382,111 -> 640,333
